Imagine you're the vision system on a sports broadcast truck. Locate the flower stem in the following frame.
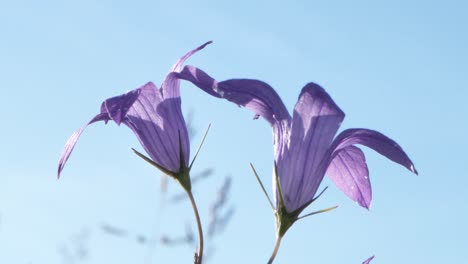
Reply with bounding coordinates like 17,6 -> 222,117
267,236 -> 282,264
186,190 -> 204,264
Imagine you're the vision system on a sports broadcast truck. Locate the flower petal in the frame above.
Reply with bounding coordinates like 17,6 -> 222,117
179,66 -> 293,192
178,66 -> 291,126
58,43 -> 207,178
278,83 -> 345,211
178,65 -> 221,98
57,113 -> 110,178
157,43 -> 211,162
102,88 -> 141,125
326,145 -> 371,209
158,72 -> 190,163
170,41 -> 213,73
218,79 -> 291,125
362,256 -> 375,264
163,41 -> 212,99
332,128 -> 418,175
121,82 -> 189,172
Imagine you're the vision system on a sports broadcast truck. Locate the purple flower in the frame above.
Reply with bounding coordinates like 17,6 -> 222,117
58,42 -> 212,263
363,256 -> 375,264
177,66 -> 417,232
57,41 -> 212,181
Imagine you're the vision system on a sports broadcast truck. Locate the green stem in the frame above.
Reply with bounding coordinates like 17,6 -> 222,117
186,190 -> 204,264
250,163 -> 275,211
267,235 -> 282,264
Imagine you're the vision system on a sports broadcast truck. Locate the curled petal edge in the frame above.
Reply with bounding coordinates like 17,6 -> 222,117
331,128 -> 418,175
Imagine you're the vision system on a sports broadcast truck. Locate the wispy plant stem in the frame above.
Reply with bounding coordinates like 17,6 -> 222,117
267,236 -> 282,264
186,190 -> 204,264
189,123 -> 211,170
250,163 -> 275,211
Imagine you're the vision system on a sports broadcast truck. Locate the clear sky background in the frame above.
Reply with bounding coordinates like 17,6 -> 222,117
1,0 -> 467,263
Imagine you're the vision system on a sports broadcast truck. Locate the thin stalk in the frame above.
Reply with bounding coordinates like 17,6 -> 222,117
250,163 -> 275,211
267,235 -> 282,264
186,190 -> 204,264
189,123 -> 211,170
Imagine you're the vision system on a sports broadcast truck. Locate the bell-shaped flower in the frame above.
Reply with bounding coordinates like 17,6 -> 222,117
57,42 -> 212,263
58,42 -> 211,181
177,66 -> 417,262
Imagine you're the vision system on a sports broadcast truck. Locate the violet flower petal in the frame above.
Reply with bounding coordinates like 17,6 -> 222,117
178,66 -> 293,192
332,128 -> 418,175
155,42 -> 212,168
119,82 -> 187,172
218,79 -> 295,177
326,145 -> 371,209
178,65 -> 220,98
58,82 -> 182,178
178,66 -> 291,125
163,41 -> 212,99
279,83 -> 345,211
58,43 -> 211,179
217,79 -> 291,125
57,113 -> 110,178
159,72 -> 190,163
170,41 -> 213,73
362,256 -> 375,264
102,88 -> 141,125
156,42 -> 212,160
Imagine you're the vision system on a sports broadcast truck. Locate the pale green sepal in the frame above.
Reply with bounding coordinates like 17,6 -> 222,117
189,123 -> 211,171
250,162 -> 275,211
177,130 -> 192,192
273,162 -> 338,238
132,148 -> 178,178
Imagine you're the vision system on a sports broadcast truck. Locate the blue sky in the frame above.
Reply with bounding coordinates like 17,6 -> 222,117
1,0 -> 467,263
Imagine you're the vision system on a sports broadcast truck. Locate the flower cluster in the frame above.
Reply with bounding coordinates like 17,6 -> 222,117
58,42 -> 416,264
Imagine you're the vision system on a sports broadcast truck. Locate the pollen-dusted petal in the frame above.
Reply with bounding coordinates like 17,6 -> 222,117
278,83 -> 345,211
326,145 -> 371,209
332,128 -> 418,175
57,113 -> 110,178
